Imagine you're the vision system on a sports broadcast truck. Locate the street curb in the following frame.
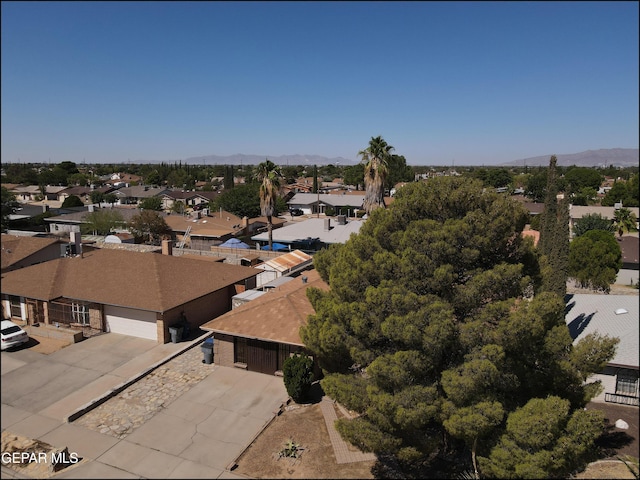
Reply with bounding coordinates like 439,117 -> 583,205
65,332 -> 213,423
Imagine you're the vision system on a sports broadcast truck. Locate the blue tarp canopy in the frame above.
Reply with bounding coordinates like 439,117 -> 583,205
261,242 -> 289,251
219,238 -> 250,249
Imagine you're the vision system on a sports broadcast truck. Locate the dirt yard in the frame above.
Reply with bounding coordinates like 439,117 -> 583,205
233,399 -> 375,479
233,395 -> 638,479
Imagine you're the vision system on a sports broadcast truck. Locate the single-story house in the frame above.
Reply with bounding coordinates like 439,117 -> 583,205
1,234 -> 65,273
57,185 -> 117,204
200,269 -> 328,375
1,246 -> 259,343
565,294 -> 639,406
252,216 -> 364,253
44,206 -> 150,234
287,192 -> 365,217
244,215 -> 286,236
159,190 -> 219,212
163,210 -> 245,250
568,205 -> 640,236
112,185 -> 170,205
8,185 -> 67,203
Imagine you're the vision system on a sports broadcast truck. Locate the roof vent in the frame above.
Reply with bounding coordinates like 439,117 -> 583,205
301,276 -> 308,284
614,308 -> 628,315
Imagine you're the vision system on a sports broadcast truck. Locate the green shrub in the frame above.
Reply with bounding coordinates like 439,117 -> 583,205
283,354 -> 314,402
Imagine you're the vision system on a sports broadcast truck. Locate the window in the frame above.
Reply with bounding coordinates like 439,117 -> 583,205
234,337 -> 247,364
9,296 -> 21,318
72,303 -> 90,325
616,370 -> 639,397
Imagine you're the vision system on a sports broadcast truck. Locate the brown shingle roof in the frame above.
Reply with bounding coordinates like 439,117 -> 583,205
201,269 -> 328,345
164,212 -> 244,238
1,248 -> 259,312
1,234 -> 62,271
620,234 -> 639,266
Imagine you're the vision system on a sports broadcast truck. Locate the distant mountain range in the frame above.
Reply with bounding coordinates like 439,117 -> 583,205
501,148 -> 639,168
145,148 -> 638,168
180,153 -> 358,167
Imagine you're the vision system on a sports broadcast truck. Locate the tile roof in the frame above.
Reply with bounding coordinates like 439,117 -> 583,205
1,248 -> 259,312
565,294 -> 639,369
201,269 -> 329,345
1,234 -> 62,270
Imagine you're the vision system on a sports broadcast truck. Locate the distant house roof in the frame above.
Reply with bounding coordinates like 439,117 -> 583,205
565,294 -> 639,369
44,206 -> 151,225
252,217 -> 364,245
257,250 -> 313,274
619,234 -> 639,267
164,211 -> 244,238
521,228 -> 540,246
200,269 -> 329,345
117,185 -> 170,199
1,248 -> 258,313
1,234 -> 62,272
569,205 -> 640,220
288,192 -> 365,208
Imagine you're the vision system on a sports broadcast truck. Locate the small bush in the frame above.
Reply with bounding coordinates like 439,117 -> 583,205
283,354 -> 314,402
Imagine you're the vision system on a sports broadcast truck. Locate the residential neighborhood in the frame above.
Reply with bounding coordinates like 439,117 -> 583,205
2,153 -> 639,479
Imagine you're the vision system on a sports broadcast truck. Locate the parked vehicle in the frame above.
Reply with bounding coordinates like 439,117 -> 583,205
1,320 -> 29,350
289,208 -> 304,217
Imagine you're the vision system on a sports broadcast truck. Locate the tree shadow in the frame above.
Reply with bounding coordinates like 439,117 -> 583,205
596,424 -> 635,458
567,312 -> 595,339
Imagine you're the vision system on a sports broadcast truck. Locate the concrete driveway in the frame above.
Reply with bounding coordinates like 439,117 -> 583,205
2,334 -> 160,415
1,333 -> 288,479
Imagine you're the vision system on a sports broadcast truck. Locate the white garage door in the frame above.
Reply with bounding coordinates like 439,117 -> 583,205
104,305 -> 157,341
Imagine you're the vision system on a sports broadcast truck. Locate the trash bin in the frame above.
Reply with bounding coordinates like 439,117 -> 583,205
201,338 -> 214,364
169,326 -> 183,344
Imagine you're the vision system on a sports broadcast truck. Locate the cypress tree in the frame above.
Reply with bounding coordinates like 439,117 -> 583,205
539,156 -> 568,297
312,165 -> 318,194
224,165 -> 234,190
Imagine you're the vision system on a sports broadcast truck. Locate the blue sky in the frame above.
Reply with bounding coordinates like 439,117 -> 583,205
1,1 -> 638,166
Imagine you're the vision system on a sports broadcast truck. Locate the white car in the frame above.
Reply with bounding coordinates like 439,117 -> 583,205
1,320 -> 29,350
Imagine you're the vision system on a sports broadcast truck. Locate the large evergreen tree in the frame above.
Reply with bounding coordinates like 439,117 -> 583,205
301,176 -> 617,478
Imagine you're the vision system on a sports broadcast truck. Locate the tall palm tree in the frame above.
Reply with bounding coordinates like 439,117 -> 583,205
358,136 -> 393,214
613,207 -> 637,239
255,159 -> 281,251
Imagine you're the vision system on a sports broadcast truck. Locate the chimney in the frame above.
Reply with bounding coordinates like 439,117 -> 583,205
42,204 -> 49,213
69,231 -> 82,257
337,215 -> 346,225
162,239 -> 173,256
302,276 -> 308,284
324,218 -> 331,231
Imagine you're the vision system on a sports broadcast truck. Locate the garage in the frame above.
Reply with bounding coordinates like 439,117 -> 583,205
104,305 -> 157,341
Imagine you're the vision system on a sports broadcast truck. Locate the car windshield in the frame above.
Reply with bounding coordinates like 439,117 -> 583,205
2,325 -> 22,335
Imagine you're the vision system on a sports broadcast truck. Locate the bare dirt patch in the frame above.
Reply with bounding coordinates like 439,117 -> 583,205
233,400 -> 375,479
